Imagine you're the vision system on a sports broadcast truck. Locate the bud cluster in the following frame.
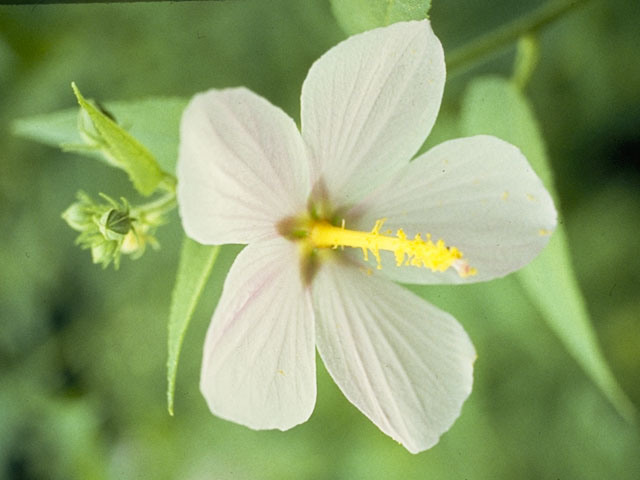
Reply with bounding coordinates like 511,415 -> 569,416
62,192 -> 167,269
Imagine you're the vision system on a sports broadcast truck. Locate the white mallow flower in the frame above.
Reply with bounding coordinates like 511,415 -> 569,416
177,20 -> 556,453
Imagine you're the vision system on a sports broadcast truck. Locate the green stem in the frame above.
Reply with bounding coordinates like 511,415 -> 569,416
447,0 -> 592,77
160,173 -> 177,194
134,191 -> 176,219
512,34 -> 540,90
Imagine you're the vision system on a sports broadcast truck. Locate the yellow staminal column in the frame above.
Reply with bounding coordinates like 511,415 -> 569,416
309,219 -> 477,278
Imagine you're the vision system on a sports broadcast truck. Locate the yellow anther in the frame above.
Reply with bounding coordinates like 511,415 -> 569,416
309,219 -> 476,277
371,218 -> 386,235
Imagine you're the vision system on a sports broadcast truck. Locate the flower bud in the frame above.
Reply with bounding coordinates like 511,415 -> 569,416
62,189 -> 171,269
62,202 -> 91,232
98,207 -> 132,241
91,238 -> 119,268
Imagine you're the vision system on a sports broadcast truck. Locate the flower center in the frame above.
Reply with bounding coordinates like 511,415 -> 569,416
308,218 -> 476,278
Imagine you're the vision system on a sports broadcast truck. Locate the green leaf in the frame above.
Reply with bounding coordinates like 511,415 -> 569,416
13,92 -> 187,179
166,237 -> 220,415
71,83 -> 168,196
12,108 -> 86,150
461,76 -> 635,421
92,96 -> 187,175
330,0 -> 431,36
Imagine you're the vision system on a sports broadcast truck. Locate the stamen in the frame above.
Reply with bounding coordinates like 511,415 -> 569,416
309,219 -> 477,277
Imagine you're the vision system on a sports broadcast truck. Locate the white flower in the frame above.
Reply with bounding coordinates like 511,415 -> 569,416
177,20 -> 556,453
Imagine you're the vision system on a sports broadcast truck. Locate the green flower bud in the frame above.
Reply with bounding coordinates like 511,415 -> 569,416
120,230 -> 144,256
62,191 -> 98,231
91,238 -> 119,268
62,188 -> 174,269
106,208 -> 132,235
62,202 -> 91,232
98,207 -> 132,240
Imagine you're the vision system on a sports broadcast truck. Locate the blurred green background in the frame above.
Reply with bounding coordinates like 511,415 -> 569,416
1,0 -> 639,478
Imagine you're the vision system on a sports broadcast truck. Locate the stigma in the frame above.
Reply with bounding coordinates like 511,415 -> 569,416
309,218 -> 477,278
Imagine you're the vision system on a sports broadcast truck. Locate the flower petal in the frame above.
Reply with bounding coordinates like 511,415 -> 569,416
200,238 -> 316,430
349,135 -> 557,284
301,20 -> 445,208
178,87 -> 310,245
313,259 -> 475,453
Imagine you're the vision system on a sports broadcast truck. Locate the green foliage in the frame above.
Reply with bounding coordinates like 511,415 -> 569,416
461,76 -> 635,421
12,88 -> 183,268
13,95 -> 187,178
167,237 -> 220,415
330,0 -> 431,35
12,108 -> 86,150
70,83 -> 170,196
